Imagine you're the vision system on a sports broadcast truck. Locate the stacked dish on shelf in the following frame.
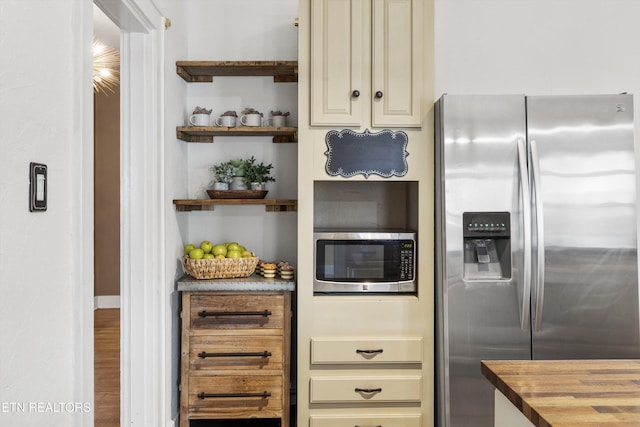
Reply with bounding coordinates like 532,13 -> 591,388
257,260 -> 295,280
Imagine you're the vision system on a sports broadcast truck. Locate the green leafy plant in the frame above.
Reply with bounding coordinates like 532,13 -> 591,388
228,159 -> 246,177
212,161 -> 237,184
242,156 -> 275,184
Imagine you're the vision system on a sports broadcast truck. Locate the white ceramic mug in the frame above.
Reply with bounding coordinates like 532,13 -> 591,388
215,115 -> 237,127
266,115 -> 286,127
189,113 -> 210,126
240,113 -> 263,127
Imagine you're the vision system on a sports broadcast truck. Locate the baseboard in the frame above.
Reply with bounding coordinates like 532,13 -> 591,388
94,295 -> 121,309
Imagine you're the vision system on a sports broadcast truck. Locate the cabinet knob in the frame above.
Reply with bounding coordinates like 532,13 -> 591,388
375,91 -> 384,99
352,90 -> 360,98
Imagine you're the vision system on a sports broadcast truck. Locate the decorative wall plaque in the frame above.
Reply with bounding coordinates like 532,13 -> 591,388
324,129 -> 409,178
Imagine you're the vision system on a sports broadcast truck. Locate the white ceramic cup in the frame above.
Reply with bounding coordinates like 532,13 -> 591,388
266,115 -> 286,127
189,113 -> 210,126
240,113 -> 263,127
215,115 -> 237,127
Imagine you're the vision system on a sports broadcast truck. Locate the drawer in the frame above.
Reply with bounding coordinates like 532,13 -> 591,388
311,338 -> 422,364
189,335 -> 284,371
311,414 -> 422,427
189,293 -> 285,331
188,374 -> 283,418
310,376 -> 422,403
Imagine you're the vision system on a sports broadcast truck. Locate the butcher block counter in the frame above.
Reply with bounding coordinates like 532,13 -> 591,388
481,360 -> 640,427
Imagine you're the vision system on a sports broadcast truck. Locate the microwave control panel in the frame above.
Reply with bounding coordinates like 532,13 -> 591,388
400,240 -> 415,280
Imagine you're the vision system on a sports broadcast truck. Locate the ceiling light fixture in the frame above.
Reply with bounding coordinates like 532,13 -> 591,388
93,39 -> 120,94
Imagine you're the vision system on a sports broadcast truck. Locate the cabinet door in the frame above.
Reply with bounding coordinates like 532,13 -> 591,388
311,0 -> 366,126
372,0 -> 423,127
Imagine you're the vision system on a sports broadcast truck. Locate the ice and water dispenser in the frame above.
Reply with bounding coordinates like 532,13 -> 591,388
463,212 -> 511,280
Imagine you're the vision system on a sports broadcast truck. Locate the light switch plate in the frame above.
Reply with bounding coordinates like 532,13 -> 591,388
29,162 -> 47,212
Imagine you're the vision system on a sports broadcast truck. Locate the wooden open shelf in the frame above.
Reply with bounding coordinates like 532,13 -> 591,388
173,198 -> 297,212
176,126 -> 297,143
176,61 -> 298,83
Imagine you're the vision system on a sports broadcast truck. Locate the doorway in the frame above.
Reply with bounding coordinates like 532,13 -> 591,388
93,4 -> 121,426
89,1 -> 166,426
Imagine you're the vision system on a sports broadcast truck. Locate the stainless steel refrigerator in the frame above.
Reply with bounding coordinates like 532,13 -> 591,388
435,94 -> 640,427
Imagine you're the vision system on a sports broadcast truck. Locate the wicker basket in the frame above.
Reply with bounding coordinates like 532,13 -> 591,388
183,255 -> 259,279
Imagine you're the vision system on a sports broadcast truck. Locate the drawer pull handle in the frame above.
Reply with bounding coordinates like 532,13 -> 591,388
198,351 -> 272,358
197,391 -> 271,399
356,349 -> 384,355
355,425 -> 382,427
354,387 -> 382,394
198,310 -> 272,317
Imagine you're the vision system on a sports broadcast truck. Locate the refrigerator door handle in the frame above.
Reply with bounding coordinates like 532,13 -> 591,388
530,139 -> 545,332
517,138 -> 532,330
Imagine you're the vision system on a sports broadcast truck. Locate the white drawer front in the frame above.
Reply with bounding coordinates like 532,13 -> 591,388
310,376 -> 422,403
311,338 -> 423,364
311,414 -> 422,427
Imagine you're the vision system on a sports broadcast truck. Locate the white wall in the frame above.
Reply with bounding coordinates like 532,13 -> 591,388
183,0 -> 299,264
0,1 -> 93,426
434,0 -> 640,99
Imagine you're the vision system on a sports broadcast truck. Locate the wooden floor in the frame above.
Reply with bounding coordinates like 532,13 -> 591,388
94,308 -> 120,427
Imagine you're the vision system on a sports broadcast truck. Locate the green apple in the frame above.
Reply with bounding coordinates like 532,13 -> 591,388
200,240 -> 213,254
241,250 -> 253,258
227,242 -> 242,252
184,244 -> 196,255
203,253 -> 215,259
212,244 -> 227,257
226,250 -> 242,259
189,248 -> 205,259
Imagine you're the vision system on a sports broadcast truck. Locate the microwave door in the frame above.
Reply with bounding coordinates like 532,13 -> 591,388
347,259 -> 386,280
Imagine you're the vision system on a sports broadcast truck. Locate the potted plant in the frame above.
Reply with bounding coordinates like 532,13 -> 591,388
243,156 -> 275,190
228,158 -> 248,190
211,161 -> 236,190
268,110 -> 290,127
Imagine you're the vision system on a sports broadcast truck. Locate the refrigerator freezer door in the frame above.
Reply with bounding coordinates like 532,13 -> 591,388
527,94 -> 640,360
435,95 -> 531,427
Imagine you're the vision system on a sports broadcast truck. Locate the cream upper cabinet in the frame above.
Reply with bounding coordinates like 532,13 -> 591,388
311,0 -> 423,127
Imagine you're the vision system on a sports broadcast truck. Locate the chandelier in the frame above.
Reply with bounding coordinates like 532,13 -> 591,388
93,40 -> 120,94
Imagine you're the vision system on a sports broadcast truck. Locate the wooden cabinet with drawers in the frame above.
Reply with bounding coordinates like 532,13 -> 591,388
180,291 -> 291,427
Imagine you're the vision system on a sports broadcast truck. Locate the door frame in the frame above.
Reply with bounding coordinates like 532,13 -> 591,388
91,1 -> 166,425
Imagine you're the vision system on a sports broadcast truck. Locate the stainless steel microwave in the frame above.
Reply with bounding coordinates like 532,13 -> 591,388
313,230 -> 417,293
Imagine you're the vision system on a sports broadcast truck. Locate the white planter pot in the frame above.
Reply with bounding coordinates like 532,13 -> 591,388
230,177 -> 247,190
213,182 -> 229,190
250,182 -> 266,191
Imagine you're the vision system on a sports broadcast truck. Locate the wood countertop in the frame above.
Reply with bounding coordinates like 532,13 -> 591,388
481,359 -> 640,427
